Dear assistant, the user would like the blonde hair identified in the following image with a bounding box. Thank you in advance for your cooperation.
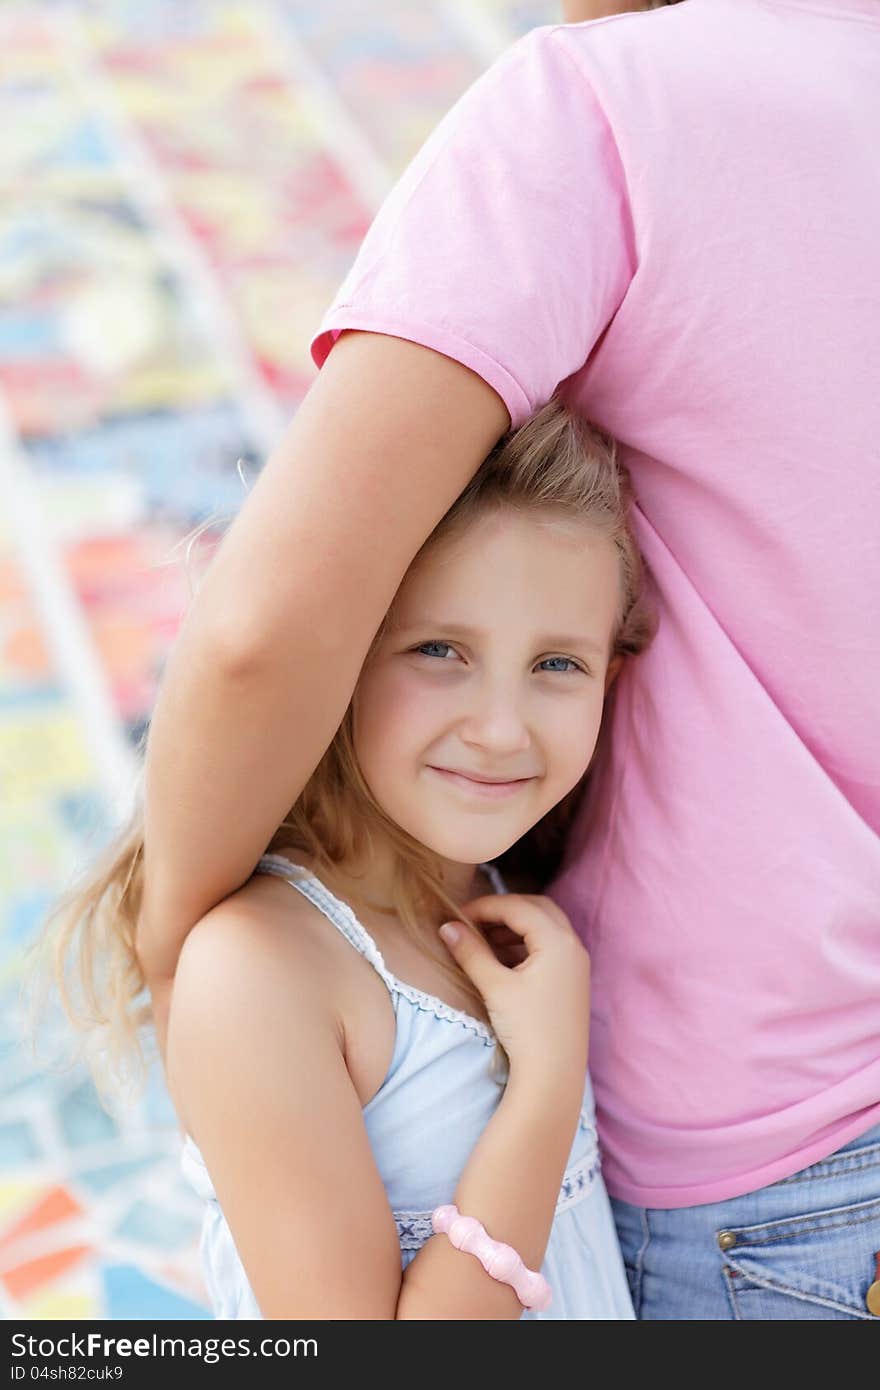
[41,398,654,1098]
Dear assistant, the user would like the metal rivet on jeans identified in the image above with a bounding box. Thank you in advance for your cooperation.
[717,1230,737,1251]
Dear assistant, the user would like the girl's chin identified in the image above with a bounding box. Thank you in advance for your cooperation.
[410,823,534,866]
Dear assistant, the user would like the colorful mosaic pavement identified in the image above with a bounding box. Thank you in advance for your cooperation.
[0,0,556,1321]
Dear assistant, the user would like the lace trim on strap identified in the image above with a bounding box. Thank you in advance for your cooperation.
[384,979,495,1044]
[257,854,498,1045]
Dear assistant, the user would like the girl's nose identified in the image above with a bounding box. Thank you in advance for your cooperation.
[458,695,531,755]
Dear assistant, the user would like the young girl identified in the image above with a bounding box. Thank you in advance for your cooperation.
[51,399,653,1319]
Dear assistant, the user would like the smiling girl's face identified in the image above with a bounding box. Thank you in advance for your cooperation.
[351,506,622,868]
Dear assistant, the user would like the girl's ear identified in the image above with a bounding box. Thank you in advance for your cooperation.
[604,654,624,693]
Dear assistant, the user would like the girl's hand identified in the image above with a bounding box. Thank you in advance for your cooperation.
[439,895,590,1085]
[478,918,528,968]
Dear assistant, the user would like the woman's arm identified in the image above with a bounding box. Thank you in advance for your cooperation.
[168,892,581,1320]
[139,333,507,985]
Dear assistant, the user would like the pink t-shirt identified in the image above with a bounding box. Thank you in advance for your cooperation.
[311,0,880,1207]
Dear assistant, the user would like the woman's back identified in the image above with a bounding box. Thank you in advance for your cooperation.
[177,855,633,1320]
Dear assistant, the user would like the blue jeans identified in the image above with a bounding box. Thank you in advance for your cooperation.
[611,1122,880,1319]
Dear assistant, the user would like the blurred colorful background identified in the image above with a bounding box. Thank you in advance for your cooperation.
[0,0,558,1321]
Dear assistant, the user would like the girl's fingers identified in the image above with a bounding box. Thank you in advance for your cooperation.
[437,918,508,996]
[480,924,526,960]
[480,922,519,944]
[473,918,525,968]
[459,894,570,954]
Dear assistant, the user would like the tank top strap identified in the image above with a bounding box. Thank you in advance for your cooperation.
[257,853,396,989]
[256,852,508,1016]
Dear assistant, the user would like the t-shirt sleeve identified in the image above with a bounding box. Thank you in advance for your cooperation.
[310,27,634,430]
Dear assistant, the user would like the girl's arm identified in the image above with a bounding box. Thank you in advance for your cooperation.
[139,333,507,986]
[397,1070,582,1319]
[168,893,581,1320]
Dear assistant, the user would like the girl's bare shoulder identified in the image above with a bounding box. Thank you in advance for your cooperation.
[164,870,367,1134]
[171,871,345,1009]
[165,875,346,1098]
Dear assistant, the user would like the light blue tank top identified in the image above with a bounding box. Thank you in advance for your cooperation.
[180,853,635,1320]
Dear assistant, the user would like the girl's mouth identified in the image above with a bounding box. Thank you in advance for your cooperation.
[427,767,534,800]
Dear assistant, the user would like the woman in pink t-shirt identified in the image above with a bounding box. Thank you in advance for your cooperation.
[135,0,880,1319]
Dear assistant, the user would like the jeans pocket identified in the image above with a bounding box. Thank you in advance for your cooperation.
[720,1195,880,1320]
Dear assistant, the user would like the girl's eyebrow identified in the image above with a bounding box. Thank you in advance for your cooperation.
[395,618,606,658]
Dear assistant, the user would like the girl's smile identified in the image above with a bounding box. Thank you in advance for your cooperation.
[422,767,536,800]
[426,766,538,799]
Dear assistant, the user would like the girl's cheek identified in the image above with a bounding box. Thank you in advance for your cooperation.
[361,670,450,753]
[385,670,443,722]
[552,694,606,765]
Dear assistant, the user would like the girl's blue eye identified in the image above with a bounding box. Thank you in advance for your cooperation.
[539,656,583,674]
[415,641,456,659]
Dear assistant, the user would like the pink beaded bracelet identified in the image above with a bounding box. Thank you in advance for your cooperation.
[431,1204,552,1311]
